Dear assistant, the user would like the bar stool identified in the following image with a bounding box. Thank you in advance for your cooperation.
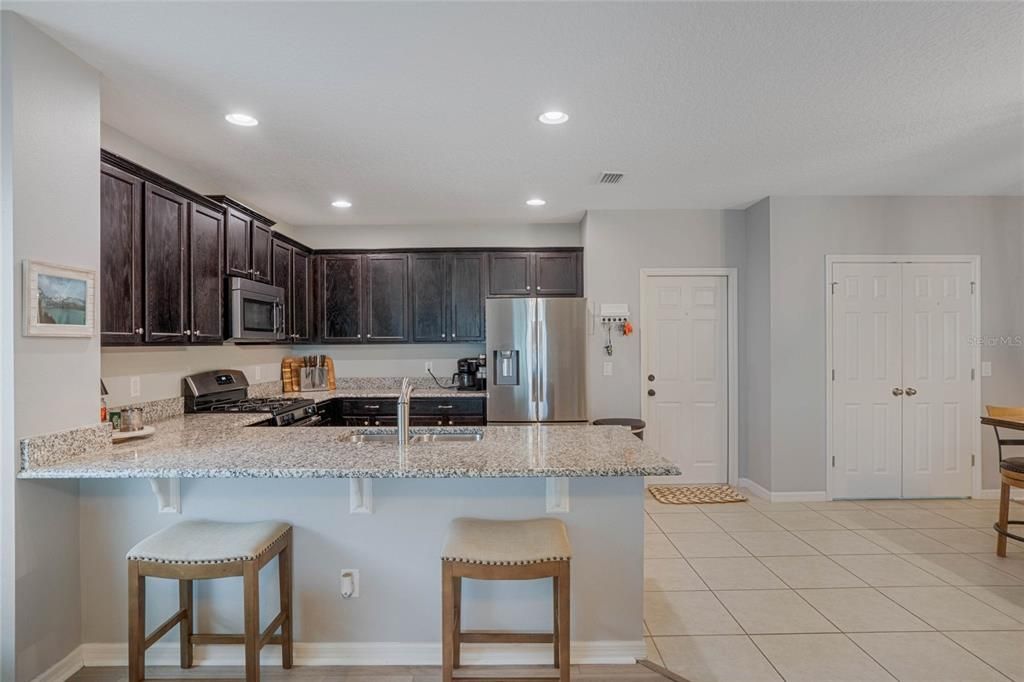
[986,405,1024,557]
[441,517,572,682]
[126,520,293,682]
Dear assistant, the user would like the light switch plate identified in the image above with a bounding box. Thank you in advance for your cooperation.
[129,376,141,397]
[603,362,613,376]
[981,361,992,377]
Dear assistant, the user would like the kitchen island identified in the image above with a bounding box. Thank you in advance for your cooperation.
[18,414,675,665]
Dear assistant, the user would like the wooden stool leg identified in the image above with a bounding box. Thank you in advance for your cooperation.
[453,575,462,668]
[998,479,1011,557]
[128,561,146,682]
[441,562,455,682]
[557,562,570,682]
[552,574,560,668]
[279,540,294,669]
[243,560,261,682]
[178,579,193,668]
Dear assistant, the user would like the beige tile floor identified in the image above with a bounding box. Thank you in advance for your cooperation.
[644,491,1024,682]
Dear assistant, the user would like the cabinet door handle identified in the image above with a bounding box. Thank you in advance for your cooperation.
[184,329,192,336]
[437,405,454,410]
[537,286,542,291]
[364,405,380,410]
[441,333,446,339]
[135,327,144,334]
[526,285,532,291]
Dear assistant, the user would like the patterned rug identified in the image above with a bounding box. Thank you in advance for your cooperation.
[648,484,748,505]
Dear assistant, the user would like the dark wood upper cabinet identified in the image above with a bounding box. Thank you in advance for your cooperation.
[251,221,273,283]
[365,254,409,342]
[142,184,189,343]
[224,208,251,278]
[292,250,311,343]
[188,203,224,343]
[535,251,581,296]
[100,163,143,344]
[449,253,486,342]
[411,253,447,343]
[488,252,533,296]
[321,254,364,342]
[272,239,293,340]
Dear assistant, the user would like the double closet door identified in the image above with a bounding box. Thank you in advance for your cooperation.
[831,260,976,499]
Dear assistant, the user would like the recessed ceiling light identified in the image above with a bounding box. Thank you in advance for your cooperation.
[331,199,353,208]
[538,111,569,125]
[526,198,547,207]
[225,112,259,127]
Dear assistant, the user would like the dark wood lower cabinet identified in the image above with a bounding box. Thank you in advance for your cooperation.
[143,184,189,343]
[188,203,224,343]
[100,163,144,344]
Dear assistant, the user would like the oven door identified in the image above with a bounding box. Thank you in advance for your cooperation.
[230,278,286,342]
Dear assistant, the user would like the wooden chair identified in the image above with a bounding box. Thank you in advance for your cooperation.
[441,518,571,682]
[126,520,293,682]
[985,406,1024,557]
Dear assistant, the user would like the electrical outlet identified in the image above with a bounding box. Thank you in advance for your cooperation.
[982,361,992,377]
[603,362,613,376]
[253,366,262,381]
[129,376,141,397]
[425,361,433,373]
[340,569,359,599]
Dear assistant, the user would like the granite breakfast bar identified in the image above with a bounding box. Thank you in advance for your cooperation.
[18,410,677,664]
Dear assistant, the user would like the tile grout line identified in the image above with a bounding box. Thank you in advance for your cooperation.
[933,630,1016,681]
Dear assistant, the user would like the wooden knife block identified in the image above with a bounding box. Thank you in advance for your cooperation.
[281,356,336,393]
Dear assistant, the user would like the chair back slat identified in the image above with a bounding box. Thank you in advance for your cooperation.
[986,405,1024,418]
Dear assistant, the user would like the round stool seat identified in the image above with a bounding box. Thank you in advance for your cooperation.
[1001,457,1024,475]
[127,519,291,565]
[442,517,571,566]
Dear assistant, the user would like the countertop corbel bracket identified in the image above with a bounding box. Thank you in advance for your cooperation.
[149,478,181,514]
[350,478,373,514]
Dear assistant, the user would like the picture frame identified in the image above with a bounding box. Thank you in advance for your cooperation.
[22,259,96,337]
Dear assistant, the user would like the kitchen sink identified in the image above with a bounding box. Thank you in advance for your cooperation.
[410,432,484,443]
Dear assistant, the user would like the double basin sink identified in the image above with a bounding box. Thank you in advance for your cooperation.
[340,429,484,444]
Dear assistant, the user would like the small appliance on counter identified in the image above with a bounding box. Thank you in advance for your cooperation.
[454,356,487,391]
[184,369,319,426]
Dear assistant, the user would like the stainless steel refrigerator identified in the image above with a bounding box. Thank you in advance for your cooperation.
[486,297,588,423]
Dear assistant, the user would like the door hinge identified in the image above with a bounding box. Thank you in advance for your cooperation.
[831,281,838,295]
[971,368,976,381]
[970,281,976,294]
[832,455,836,467]
[831,369,836,381]
[971,454,976,467]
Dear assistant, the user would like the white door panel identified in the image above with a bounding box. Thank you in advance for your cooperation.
[831,260,975,500]
[644,276,727,483]
[831,263,902,499]
[900,262,974,498]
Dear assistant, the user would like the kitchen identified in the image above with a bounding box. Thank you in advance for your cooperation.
[4,3,1024,682]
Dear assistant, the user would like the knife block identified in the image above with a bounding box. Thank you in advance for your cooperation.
[281,356,336,393]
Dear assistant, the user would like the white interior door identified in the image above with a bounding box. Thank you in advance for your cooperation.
[831,263,903,499]
[900,262,975,498]
[643,275,728,483]
[831,260,976,499]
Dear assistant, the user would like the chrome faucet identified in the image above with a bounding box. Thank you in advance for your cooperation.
[397,377,414,447]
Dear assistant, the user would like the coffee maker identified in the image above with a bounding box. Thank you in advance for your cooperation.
[454,356,486,391]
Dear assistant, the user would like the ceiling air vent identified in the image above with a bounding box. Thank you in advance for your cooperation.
[598,172,624,184]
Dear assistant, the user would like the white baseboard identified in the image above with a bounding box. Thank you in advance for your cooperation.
[81,640,644,667]
[30,646,83,682]
[737,478,828,503]
[979,488,1024,501]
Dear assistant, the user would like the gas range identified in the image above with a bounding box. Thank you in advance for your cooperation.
[183,369,319,426]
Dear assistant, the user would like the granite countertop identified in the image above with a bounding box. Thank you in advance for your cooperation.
[292,387,487,401]
[17,415,679,479]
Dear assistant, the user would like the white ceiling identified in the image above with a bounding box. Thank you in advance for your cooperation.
[12,1,1023,226]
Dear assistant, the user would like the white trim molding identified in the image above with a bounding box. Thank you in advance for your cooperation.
[738,478,827,503]
[148,478,180,514]
[81,640,644,667]
[29,646,83,682]
[639,268,739,487]
[824,255,982,501]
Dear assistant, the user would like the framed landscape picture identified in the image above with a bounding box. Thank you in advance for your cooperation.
[23,260,96,337]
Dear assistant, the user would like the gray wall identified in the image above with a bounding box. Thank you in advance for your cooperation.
[741,198,772,489]
[769,196,1024,492]
[80,477,644,647]
[3,12,99,680]
[581,209,746,423]
[291,223,581,250]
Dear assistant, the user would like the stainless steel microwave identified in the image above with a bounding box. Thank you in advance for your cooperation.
[229,276,286,342]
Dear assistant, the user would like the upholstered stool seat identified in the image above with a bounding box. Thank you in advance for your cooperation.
[127,520,290,564]
[1000,457,1024,475]
[441,517,571,682]
[127,520,293,682]
[442,517,572,566]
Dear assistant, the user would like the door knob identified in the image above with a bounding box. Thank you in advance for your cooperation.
[648,389,656,397]
[135,327,143,334]
[648,374,655,382]
[905,387,918,396]
[892,387,904,396]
